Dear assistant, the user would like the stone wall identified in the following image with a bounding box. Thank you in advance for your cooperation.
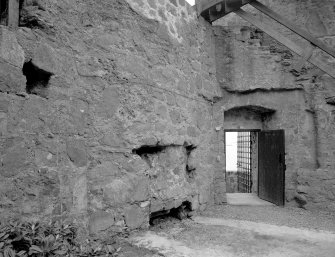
[0,0,222,233]
[214,0,335,211]
[1,0,334,235]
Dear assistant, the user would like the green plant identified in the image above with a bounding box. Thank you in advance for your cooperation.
[0,219,118,257]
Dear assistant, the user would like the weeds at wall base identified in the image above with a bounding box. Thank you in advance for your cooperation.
[0,219,120,257]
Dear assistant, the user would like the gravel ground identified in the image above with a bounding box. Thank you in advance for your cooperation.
[131,215,335,257]
[126,205,335,257]
[200,205,335,232]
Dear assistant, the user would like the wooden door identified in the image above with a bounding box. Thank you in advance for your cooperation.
[258,130,285,206]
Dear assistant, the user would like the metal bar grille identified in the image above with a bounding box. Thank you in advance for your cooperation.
[237,131,252,193]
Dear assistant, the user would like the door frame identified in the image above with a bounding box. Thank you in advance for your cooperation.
[224,129,285,206]
[224,129,261,193]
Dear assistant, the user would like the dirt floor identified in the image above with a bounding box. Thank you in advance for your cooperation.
[125,205,335,257]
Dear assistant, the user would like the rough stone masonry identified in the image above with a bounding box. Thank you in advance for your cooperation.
[0,0,334,234]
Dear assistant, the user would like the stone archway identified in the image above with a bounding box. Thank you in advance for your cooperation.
[220,105,284,205]
[223,105,276,130]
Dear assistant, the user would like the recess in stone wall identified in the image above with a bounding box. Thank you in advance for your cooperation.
[224,105,276,129]
[0,0,8,25]
[132,145,167,157]
[22,60,52,98]
[150,200,192,225]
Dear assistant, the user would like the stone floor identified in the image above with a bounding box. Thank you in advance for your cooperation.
[128,205,335,257]
[226,193,274,206]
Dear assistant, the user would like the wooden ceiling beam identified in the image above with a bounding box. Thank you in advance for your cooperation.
[250,0,335,59]
[234,9,335,79]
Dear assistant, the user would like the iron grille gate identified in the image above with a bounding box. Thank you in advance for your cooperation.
[237,132,252,193]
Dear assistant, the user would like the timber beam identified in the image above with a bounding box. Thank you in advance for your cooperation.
[196,0,252,23]
[196,0,335,79]
[234,9,335,79]
[8,0,19,29]
[250,1,335,59]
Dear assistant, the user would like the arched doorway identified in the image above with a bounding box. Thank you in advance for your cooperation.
[223,105,285,206]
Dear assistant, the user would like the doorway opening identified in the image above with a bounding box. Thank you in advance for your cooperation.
[225,130,285,206]
[225,130,258,194]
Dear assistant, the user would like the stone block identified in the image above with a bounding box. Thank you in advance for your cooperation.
[169,0,178,7]
[195,74,202,90]
[0,60,26,93]
[66,139,87,167]
[169,109,182,124]
[95,33,121,50]
[156,104,168,119]
[0,143,28,178]
[21,200,40,214]
[131,176,149,202]
[103,178,132,205]
[150,199,164,213]
[190,194,199,210]
[32,42,58,74]
[214,192,226,205]
[152,90,166,101]
[297,185,310,194]
[73,175,87,212]
[199,203,207,212]
[88,161,120,185]
[99,87,120,118]
[166,93,176,106]
[147,0,157,9]
[0,99,9,113]
[165,199,176,210]
[190,61,201,72]
[157,23,172,43]
[306,12,327,37]
[124,205,148,229]
[179,0,185,6]
[187,149,198,171]
[100,132,126,148]
[0,27,25,68]
[89,211,115,234]
[0,112,7,136]
[132,0,145,7]
[158,8,168,22]
[199,189,210,204]
[122,156,150,174]
[187,126,199,138]
[76,56,106,77]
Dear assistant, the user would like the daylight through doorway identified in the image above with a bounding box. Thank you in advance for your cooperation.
[225,131,257,194]
[237,132,252,193]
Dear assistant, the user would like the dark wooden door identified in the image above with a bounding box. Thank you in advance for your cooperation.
[258,130,285,206]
